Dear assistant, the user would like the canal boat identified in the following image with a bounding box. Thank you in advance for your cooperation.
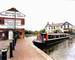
[33,33,70,49]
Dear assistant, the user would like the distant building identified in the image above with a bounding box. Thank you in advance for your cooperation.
[0,8,25,40]
[45,21,73,33]
[45,22,52,33]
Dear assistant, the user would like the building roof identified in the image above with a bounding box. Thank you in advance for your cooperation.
[45,21,73,28]
[45,22,51,28]
[0,7,25,18]
[62,21,73,26]
[51,23,63,27]
[7,8,19,12]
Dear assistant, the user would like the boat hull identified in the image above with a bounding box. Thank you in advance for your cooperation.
[33,37,69,49]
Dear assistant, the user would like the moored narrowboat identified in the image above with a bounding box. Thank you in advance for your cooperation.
[33,33,69,49]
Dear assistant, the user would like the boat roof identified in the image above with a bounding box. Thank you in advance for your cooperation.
[41,33,68,35]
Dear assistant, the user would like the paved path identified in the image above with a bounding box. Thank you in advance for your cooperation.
[11,37,53,60]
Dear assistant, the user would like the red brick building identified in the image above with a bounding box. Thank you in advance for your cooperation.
[0,8,25,40]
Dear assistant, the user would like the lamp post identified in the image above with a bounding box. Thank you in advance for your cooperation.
[7,8,25,50]
[12,10,16,50]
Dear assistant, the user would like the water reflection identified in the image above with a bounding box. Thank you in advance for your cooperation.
[42,35,75,60]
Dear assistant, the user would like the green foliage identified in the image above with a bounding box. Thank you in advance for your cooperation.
[39,29,46,33]
[24,29,46,37]
[24,30,38,37]
[34,31,38,35]
[54,29,62,33]
[25,30,33,34]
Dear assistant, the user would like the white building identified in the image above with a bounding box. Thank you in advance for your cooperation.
[45,22,73,33]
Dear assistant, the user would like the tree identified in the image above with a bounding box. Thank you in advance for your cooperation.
[39,29,46,33]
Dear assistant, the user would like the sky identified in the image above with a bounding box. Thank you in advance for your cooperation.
[0,0,75,31]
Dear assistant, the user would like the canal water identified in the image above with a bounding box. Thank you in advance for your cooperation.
[42,35,75,60]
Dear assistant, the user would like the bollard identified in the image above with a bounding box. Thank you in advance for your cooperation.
[10,42,13,58]
[2,49,7,60]
[14,38,17,46]
[12,40,15,50]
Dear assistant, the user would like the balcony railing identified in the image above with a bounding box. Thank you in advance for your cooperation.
[0,25,25,29]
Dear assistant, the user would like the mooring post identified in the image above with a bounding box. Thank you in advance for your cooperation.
[12,39,15,50]
[10,42,13,58]
[2,49,7,60]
